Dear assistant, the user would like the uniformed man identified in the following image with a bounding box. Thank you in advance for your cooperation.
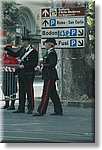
[33,38,63,116]
[5,37,38,114]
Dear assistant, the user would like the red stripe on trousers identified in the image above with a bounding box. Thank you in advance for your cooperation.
[40,80,51,113]
[30,81,34,110]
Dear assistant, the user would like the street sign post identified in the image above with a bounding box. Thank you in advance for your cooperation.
[41,7,85,49]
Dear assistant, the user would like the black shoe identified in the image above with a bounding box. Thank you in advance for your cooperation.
[2,105,9,109]
[27,110,32,114]
[33,112,43,116]
[50,113,63,116]
[13,110,25,113]
[7,106,15,110]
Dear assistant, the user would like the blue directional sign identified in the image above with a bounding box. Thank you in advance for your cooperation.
[70,29,77,36]
[50,19,56,27]
[70,39,77,47]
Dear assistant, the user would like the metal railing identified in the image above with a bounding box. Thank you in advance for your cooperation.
[0,64,19,102]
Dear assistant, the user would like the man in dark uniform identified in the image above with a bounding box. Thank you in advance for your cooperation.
[5,37,38,114]
[33,38,63,116]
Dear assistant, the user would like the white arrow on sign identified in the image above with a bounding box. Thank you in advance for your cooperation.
[41,38,85,48]
[42,9,49,17]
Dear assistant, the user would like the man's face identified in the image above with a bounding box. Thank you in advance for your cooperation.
[45,42,54,50]
[21,40,29,48]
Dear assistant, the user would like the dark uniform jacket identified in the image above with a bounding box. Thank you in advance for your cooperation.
[42,48,58,80]
[6,45,38,77]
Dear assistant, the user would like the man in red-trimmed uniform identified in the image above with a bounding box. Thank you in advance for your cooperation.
[33,38,63,116]
[5,37,38,114]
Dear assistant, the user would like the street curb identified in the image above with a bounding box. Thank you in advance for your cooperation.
[35,97,95,108]
[67,101,95,108]
[1,97,94,108]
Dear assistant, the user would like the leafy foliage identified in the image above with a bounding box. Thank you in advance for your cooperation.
[2,2,19,43]
[86,0,95,56]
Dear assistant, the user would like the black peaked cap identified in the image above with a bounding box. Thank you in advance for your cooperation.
[44,38,57,45]
[22,36,30,41]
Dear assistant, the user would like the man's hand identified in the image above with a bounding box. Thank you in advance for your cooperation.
[4,47,11,52]
[3,51,7,54]
[19,65,24,69]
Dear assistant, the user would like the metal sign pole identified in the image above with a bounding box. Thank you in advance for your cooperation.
[61,48,64,101]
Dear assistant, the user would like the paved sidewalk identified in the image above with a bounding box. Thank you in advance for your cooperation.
[0,101,95,143]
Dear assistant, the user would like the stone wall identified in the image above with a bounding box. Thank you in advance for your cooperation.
[56,49,95,103]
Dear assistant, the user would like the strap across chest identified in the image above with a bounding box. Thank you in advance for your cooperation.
[20,48,33,62]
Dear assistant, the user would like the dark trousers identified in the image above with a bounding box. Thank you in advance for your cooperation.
[18,75,34,112]
[37,80,63,115]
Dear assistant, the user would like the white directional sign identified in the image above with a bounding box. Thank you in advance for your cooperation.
[42,28,85,38]
[41,38,85,48]
[42,17,85,28]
